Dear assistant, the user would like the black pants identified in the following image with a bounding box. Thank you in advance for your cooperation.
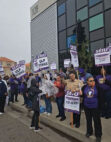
[0,96,6,113]
[11,89,18,102]
[73,112,81,126]
[84,107,102,137]
[73,104,81,126]
[31,111,39,129]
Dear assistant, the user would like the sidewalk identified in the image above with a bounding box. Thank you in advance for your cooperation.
[9,95,110,142]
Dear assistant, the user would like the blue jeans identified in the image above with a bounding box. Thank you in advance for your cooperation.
[56,96,65,118]
[44,95,52,113]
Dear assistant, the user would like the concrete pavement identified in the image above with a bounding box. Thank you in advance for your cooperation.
[9,95,111,142]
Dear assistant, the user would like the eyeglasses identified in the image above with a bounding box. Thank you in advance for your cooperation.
[89,80,95,82]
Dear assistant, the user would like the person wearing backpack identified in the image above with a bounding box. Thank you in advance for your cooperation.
[29,79,42,132]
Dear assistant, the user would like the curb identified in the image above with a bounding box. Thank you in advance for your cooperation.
[9,103,96,142]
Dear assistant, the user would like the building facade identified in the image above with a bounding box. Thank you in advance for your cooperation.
[30,0,59,69]
[0,57,16,76]
[57,0,111,68]
[31,0,111,69]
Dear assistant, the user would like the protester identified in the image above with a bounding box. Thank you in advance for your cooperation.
[29,79,42,132]
[54,75,66,121]
[20,77,28,106]
[59,68,66,79]
[42,74,53,115]
[96,68,111,118]
[9,75,19,103]
[82,75,103,142]
[35,73,41,86]
[0,75,7,114]
[46,71,51,80]
[65,71,84,128]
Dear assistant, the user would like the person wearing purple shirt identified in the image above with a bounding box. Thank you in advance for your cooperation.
[96,68,111,118]
[82,75,104,142]
[9,75,19,103]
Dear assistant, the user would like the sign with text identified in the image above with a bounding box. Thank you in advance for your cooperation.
[64,91,80,114]
[64,59,71,68]
[94,48,110,66]
[11,64,26,78]
[50,63,56,70]
[70,45,79,68]
[37,53,49,70]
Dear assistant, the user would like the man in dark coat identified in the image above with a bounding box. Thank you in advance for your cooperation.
[29,79,42,132]
[0,75,7,114]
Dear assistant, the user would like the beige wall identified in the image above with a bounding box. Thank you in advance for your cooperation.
[30,0,57,20]
[1,61,16,76]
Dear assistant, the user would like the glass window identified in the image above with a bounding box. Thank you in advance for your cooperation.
[104,0,111,10]
[105,9,111,37]
[89,3,103,17]
[59,30,66,50]
[58,3,65,16]
[89,0,102,7]
[81,20,89,40]
[67,35,76,48]
[77,0,87,10]
[58,14,66,31]
[66,0,76,27]
[67,26,76,36]
[90,40,104,54]
[106,37,111,46]
[90,28,104,41]
[77,7,88,22]
[89,13,104,31]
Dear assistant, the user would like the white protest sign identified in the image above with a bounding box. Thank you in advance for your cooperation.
[50,63,56,70]
[64,91,80,114]
[94,48,110,66]
[70,45,79,68]
[0,63,4,72]
[64,59,71,68]
[19,60,25,65]
[37,53,49,70]
[33,58,39,73]
[11,64,26,78]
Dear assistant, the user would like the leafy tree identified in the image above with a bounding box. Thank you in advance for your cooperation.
[73,21,93,71]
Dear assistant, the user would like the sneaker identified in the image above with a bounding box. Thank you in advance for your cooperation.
[29,126,35,130]
[44,112,47,114]
[86,133,93,138]
[0,112,3,115]
[34,129,40,133]
[47,113,51,116]
[96,137,101,142]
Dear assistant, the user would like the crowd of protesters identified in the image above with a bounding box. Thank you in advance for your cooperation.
[0,66,111,142]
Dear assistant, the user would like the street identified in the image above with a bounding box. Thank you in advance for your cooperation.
[0,107,80,142]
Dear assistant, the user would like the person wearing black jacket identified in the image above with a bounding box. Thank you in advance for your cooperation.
[82,75,104,142]
[0,75,7,114]
[29,79,42,132]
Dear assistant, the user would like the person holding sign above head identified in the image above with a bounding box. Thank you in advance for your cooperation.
[64,71,84,128]
[82,75,104,142]
[96,68,111,119]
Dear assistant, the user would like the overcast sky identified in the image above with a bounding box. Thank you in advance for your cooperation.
[0,0,38,63]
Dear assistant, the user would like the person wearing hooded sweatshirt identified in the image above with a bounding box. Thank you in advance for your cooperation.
[29,79,42,132]
[0,75,7,114]
[82,74,104,142]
